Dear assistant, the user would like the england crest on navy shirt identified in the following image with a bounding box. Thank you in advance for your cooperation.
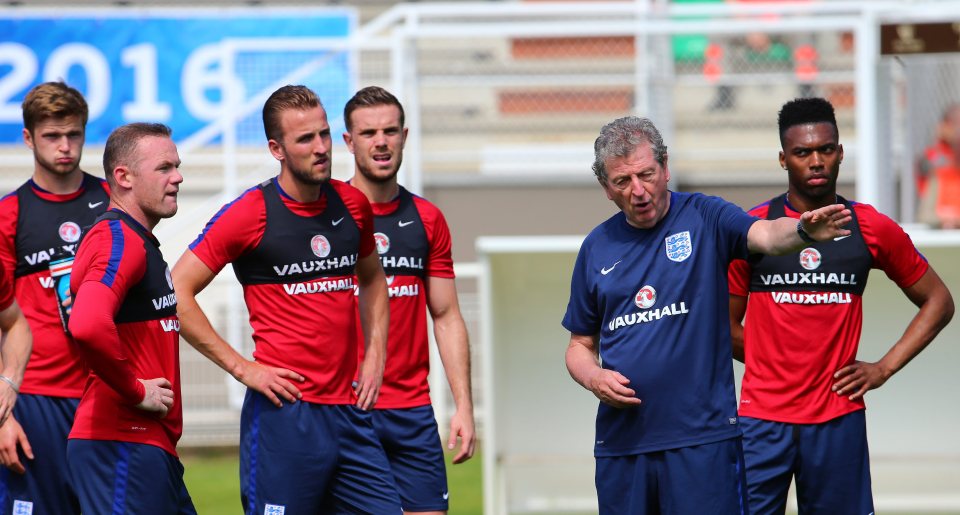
[665,231,692,262]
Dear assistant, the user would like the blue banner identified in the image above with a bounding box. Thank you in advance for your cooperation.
[0,9,355,144]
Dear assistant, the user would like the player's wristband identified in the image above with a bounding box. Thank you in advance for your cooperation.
[796,221,817,243]
[0,375,19,394]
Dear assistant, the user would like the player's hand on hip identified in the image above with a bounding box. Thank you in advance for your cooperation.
[0,416,32,474]
[136,377,175,417]
[354,358,383,411]
[833,360,891,401]
[589,369,642,409]
[237,360,304,408]
[448,409,477,464]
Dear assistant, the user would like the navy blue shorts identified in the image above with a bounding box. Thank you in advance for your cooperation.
[595,437,748,515]
[740,410,873,514]
[239,390,401,514]
[373,405,449,512]
[66,439,195,515]
[0,394,79,515]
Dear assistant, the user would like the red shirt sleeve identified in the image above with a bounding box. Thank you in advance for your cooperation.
[413,196,455,278]
[728,259,751,296]
[189,187,267,273]
[68,222,146,405]
[727,203,768,296]
[856,204,929,288]
[335,181,376,259]
[0,262,12,311]
[0,194,19,295]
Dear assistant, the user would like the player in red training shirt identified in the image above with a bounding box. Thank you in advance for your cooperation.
[728,97,954,514]
[0,262,31,430]
[173,85,400,514]
[0,81,108,514]
[343,86,476,514]
[67,123,194,513]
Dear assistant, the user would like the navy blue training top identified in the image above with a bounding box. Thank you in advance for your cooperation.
[563,191,757,457]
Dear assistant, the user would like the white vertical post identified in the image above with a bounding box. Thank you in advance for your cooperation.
[634,0,652,117]
[221,41,246,409]
[855,8,881,208]
[405,20,424,197]
[479,251,500,514]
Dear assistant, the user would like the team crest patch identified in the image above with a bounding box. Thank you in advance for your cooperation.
[664,231,692,262]
[264,504,285,515]
[12,500,33,514]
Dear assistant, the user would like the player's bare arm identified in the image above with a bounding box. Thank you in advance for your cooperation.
[747,203,852,255]
[0,300,30,426]
[172,250,304,407]
[728,294,747,363]
[566,333,642,409]
[354,250,389,410]
[833,267,954,400]
[427,276,476,464]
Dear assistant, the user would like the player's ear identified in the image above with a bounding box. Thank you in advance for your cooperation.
[267,139,284,162]
[113,165,134,189]
[22,128,34,150]
[343,132,355,154]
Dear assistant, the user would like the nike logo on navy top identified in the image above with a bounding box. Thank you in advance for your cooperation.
[88,201,103,209]
[833,234,851,241]
[600,260,621,275]
[398,220,414,227]
[331,217,345,226]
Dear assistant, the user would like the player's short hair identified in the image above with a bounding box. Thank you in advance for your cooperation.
[21,81,89,134]
[343,86,405,132]
[262,85,323,142]
[777,97,838,147]
[592,116,668,183]
[103,123,173,186]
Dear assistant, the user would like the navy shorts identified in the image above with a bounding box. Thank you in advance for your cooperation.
[740,410,873,515]
[239,389,401,515]
[66,439,196,515]
[595,437,748,515]
[373,405,449,512]
[0,394,79,515]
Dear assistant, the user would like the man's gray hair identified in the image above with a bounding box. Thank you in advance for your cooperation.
[591,116,668,183]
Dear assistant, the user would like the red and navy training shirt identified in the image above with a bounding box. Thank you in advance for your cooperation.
[189,178,376,404]
[68,209,183,456]
[359,186,455,408]
[728,196,928,424]
[0,173,108,398]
